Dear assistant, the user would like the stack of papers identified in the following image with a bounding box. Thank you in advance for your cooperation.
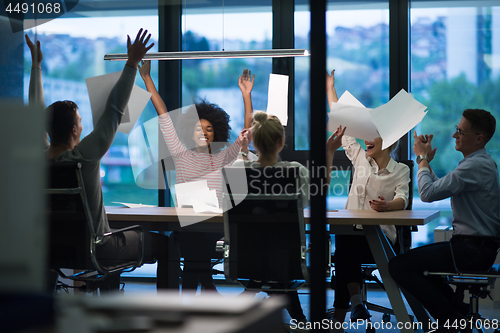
[175,180,222,214]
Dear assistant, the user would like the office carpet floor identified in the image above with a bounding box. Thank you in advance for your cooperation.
[120,277,500,333]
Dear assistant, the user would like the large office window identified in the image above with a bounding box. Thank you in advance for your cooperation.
[295,1,390,210]
[11,0,498,265]
[147,3,273,206]
[410,1,500,245]
[180,5,272,140]
[23,7,160,206]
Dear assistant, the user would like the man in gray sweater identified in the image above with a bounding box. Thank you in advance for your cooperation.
[28,29,177,289]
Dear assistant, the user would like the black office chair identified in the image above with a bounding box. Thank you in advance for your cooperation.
[47,162,144,294]
[218,167,308,332]
[424,235,500,333]
[328,160,416,324]
[220,166,308,290]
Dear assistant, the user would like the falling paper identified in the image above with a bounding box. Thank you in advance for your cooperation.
[86,71,151,134]
[327,91,379,140]
[327,89,428,146]
[266,74,289,125]
[338,90,366,108]
[370,89,428,150]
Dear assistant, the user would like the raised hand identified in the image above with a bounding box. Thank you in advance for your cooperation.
[138,60,151,80]
[126,28,154,69]
[370,196,389,212]
[239,129,250,154]
[326,69,338,106]
[326,69,335,91]
[25,34,42,68]
[327,125,346,152]
[238,69,255,95]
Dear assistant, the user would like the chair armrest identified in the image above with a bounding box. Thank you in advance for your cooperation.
[99,225,145,269]
[452,234,500,244]
[103,224,143,236]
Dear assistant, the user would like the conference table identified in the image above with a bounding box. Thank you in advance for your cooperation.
[107,206,439,333]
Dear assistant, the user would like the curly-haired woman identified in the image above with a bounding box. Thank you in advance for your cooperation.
[139,60,253,292]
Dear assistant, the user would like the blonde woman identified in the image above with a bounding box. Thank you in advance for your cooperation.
[233,110,343,322]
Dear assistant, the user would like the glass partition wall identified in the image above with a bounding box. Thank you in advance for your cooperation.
[295,1,390,211]
[3,0,500,322]
[22,4,160,207]
[6,0,498,243]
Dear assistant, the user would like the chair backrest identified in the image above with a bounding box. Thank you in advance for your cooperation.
[46,162,102,273]
[396,160,414,253]
[399,160,414,211]
[222,166,308,286]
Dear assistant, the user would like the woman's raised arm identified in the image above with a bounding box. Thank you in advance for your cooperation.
[139,60,168,116]
[238,69,255,129]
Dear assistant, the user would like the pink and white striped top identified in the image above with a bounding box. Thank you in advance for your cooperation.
[159,113,241,206]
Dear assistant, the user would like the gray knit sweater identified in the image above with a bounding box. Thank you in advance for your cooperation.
[31,65,137,241]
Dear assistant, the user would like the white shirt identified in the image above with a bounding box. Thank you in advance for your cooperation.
[343,135,410,243]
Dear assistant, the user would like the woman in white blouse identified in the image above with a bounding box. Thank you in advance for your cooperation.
[326,70,410,325]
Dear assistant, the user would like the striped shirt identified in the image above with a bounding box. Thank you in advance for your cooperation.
[158,113,241,206]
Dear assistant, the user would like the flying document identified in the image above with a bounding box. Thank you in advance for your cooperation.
[266,73,289,125]
[327,91,379,140]
[327,89,427,148]
[370,89,427,150]
[86,71,152,134]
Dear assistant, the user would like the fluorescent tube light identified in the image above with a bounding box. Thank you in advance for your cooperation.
[104,49,309,61]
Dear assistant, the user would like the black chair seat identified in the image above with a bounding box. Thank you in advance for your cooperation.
[47,162,144,294]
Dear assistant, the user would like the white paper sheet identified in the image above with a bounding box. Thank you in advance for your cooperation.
[175,180,221,213]
[175,180,208,207]
[85,71,151,134]
[369,89,428,150]
[266,74,289,125]
[327,90,428,145]
[327,91,379,140]
[338,90,366,108]
[112,202,157,208]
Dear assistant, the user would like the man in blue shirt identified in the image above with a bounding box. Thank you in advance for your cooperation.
[389,109,500,330]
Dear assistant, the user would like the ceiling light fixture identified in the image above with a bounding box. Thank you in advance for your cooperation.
[104,49,310,61]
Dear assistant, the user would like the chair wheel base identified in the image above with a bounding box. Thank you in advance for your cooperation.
[366,321,376,333]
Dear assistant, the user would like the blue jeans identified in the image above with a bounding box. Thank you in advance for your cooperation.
[388,236,498,322]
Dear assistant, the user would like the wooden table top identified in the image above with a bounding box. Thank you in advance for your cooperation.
[106,206,439,226]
